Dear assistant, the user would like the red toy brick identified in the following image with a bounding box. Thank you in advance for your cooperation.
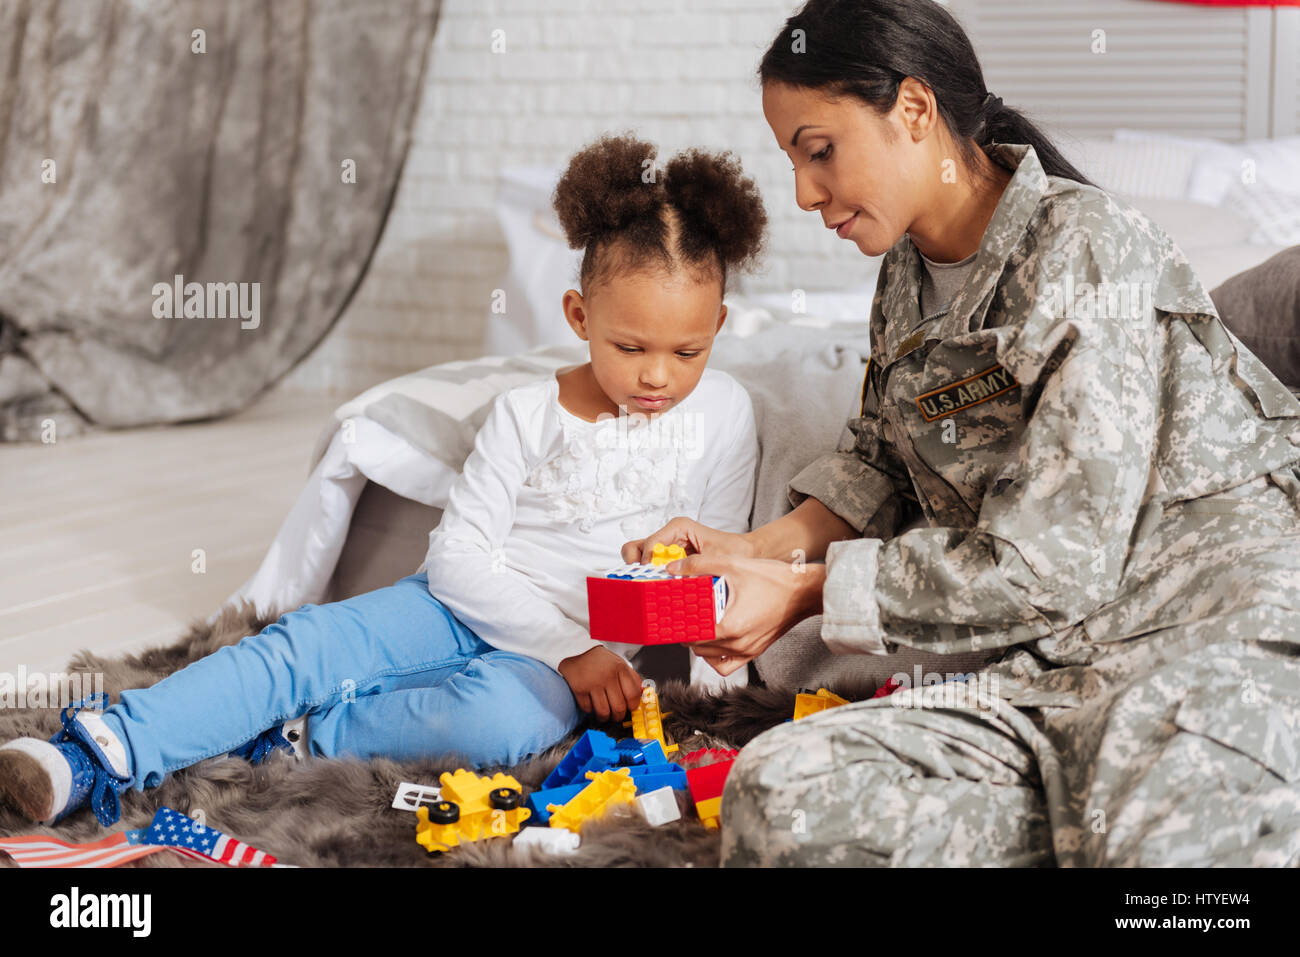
[685,759,735,804]
[681,747,740,767]
[586,574,718,645]
[872,677,904,699]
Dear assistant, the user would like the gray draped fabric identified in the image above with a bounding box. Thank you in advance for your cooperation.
[0,0,441,440]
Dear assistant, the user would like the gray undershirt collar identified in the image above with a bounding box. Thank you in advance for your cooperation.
[918,248,980,323]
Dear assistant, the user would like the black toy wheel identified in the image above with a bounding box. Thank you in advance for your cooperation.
[427,800,459,824]
[488,787,521,810]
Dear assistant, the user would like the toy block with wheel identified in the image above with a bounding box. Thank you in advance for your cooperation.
[415,769,530,853]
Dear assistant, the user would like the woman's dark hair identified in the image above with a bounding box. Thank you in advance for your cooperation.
[552,132,768,296]
[758,0,1096,189]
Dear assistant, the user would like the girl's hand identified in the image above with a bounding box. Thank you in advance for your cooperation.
[621,517,756,565]
[667,553,826,676]
[557,646,644,722]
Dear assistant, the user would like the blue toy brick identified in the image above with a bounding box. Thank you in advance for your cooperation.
[613,738,668,768]
[626,764,688,794]
[614,738,648,765]
[541,729,620,789]
[638,740,669,766]
[525,782,588,824]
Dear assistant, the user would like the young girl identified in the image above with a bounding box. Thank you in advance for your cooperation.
[0,132,768,829]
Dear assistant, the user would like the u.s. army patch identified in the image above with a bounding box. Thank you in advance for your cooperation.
[914,364,1018,422]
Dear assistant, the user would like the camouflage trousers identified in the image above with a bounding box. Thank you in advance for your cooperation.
[720,605,1300,867]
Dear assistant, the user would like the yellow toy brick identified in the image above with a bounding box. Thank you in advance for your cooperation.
[415,806,464,853]
[414,769,531,853]
[649,542,687,566]
[792,687,850,722]
[546,768,638,834]
[439,769,521,815]
[695,796,722,830]
[623,683,679,755]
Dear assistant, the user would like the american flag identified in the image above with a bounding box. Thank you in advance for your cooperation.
[0,806,283,868]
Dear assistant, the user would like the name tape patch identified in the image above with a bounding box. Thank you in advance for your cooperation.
[914,364,1018,422]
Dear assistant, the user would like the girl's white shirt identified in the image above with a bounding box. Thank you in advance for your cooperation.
[418,367,759,683]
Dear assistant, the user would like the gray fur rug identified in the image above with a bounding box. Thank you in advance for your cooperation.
[0,601,874,867]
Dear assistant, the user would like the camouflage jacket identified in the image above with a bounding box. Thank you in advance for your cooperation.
[787,142,1300,661]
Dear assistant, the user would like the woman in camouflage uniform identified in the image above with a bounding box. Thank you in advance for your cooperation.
[625,0,1300,865]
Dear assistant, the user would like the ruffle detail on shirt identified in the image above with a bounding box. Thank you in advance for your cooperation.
[527,421,695,535]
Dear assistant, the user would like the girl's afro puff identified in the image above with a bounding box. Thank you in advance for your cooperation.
[551,131,767,295]
[664,146,766,278]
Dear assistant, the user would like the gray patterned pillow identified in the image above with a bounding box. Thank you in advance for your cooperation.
[1210,245,1300,392]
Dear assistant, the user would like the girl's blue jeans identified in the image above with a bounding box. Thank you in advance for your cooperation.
[97,572,583,791]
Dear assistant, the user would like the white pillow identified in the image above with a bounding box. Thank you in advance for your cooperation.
[1114,129,1300,202]
[1220,183,1300,246]
[1236,135,1300,195]
[488,164,584,356]
[1115,129,1300,243]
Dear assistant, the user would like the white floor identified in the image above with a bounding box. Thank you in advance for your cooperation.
[0,386,346,678]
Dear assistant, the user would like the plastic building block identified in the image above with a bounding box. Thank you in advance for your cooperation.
[622,683,679,755]
[637,786,682,827]
[626,763,688,794]
[694,796,722,829]
[391,781,441,812]
[529,738,680,821]
[614,738,648,765]
[637,740,670,765]
[680,747,739,766]
[547,768,638,834]
[513,827,581,856]
[793,687,851,721]
[615,737,670,768]
[586,561,728,645]
[872,677,904,699]
[602,563,694,581]
[415,770,531,853]
[541,729,622,789]
[649,543,687,566]
[685,759,735,830]
[525,782,588,825]
[685,759,735,801]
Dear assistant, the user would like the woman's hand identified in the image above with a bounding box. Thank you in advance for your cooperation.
[667,553,826,676]
[621,516,756,565]
[557,646,644,722]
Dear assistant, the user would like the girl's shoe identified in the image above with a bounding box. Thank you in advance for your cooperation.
[0,693,133,827]
[227,713,309,764]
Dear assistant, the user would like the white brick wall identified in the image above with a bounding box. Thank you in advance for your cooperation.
[282,0,880,397]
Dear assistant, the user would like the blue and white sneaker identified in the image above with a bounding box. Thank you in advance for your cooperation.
[0,693,133,827]
[227,713,309,764]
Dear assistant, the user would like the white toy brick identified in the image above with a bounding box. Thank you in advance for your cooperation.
[513,827,581,856]
[637,786,682,827]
